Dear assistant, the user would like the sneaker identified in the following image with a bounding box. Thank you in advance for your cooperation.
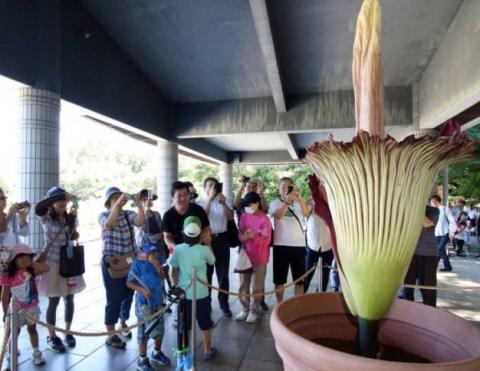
[440,268,452,272]
[119,324,132,339]
[202,347,218,361]
[222,308,232,319]
[65,334,76,348]
[47,335,66,353]
[136,357,154,371]
[105,334,126,349]
[235,310,248,321]
[32,349,46,366]
[246,310,258,323]
[260,301,269,312]
[151,349,171,366]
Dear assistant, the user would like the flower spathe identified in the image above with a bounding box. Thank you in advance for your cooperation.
[306,125,476,320]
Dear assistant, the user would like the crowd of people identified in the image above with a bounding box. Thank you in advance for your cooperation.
[0,179,478,370]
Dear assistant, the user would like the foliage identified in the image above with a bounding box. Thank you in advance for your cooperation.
[448,126,480,204]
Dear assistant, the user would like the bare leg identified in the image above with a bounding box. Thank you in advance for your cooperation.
[27,325,39,348]
[153,337,163,351]
[275,284,284,303]
[203,329,212,353]
[139,342,147,357]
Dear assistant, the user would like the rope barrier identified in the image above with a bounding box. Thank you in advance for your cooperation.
[24,301,172,337]
[0,319,10,370]
[197,265,317,297]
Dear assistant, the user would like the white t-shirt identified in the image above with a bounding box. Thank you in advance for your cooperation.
[269,199,305,247]
[197,198,231,234]
[307,213,331,252]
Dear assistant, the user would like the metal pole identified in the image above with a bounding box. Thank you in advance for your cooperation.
[10,298,18,371]
[442,167,449,207]
[191,267,197,370]
[317,256,323,292]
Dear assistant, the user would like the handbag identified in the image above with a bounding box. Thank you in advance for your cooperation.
[59,240,85,278]
[227,219,240,248]
[106,252,135,279]
[234,247,254,274]
[105,212,136,279]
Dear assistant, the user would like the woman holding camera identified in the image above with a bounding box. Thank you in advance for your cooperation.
[35,186,85,353]
[99,187,145,349]
[0,188,30,247]
[269,177,309,303]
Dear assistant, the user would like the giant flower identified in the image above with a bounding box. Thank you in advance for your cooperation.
[305,0,476,357]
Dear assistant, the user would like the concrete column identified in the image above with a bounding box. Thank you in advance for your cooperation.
[18,87,60,251]
[219,163,233,203]
[157,140,178,216]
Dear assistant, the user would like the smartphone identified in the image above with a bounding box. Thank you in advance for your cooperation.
[287,185,294,194]
[215,182,223,194]
[242,175,250,183]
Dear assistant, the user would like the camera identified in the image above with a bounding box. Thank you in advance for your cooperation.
[241,175,250,183]
[214,182,223,195]
[17,201,30,210]
[287,185,294,194]
[189,192,199,201]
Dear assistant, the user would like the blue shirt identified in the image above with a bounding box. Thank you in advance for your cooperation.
[170,243,215,300]
[127,256,165,310]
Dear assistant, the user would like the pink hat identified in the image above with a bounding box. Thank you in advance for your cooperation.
[10,244,34,262]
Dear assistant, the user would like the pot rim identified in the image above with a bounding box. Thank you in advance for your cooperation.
[271,292,480,368]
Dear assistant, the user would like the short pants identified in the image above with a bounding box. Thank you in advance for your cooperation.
[136,305,165,344]
[6,306,40,327]
[185,297,213,331]
[273,245,306,285]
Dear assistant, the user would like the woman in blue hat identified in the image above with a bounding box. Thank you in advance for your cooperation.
[99,187,145,349]
[35,186,85,354]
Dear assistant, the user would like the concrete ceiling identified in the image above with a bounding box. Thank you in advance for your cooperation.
[80,0,462,102]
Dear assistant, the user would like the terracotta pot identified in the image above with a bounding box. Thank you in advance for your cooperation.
[271,293,480,370]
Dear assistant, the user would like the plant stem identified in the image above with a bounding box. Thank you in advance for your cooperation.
[358,317,380,358]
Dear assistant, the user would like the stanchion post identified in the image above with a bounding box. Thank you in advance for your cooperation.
[10,297,18,371]
[317,256,323,293]
[191,267,197,370]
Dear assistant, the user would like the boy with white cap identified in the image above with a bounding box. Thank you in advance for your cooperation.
[170,216,218,361]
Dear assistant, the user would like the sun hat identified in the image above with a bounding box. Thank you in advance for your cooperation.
[10,243,34,262]
[35,186,67,216]
[183,216,202,238]
[104,187,122,208]
[141,245,157,254]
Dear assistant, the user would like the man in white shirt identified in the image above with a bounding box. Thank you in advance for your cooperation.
[198,177,234,318]
[430,195,456,272]
[269,177,309,303]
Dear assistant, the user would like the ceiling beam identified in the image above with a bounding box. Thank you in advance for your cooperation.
[279,133,299,160]
[249,0,286,113]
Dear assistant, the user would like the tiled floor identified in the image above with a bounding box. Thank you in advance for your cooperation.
[1,243,480,370]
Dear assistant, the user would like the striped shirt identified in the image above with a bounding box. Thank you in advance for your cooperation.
[39,214,75,264]
[99,210,138,257]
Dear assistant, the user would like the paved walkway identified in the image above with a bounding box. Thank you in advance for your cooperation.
[1,242,480,371]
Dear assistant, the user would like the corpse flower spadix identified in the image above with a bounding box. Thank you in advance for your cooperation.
[305,0,476,358]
